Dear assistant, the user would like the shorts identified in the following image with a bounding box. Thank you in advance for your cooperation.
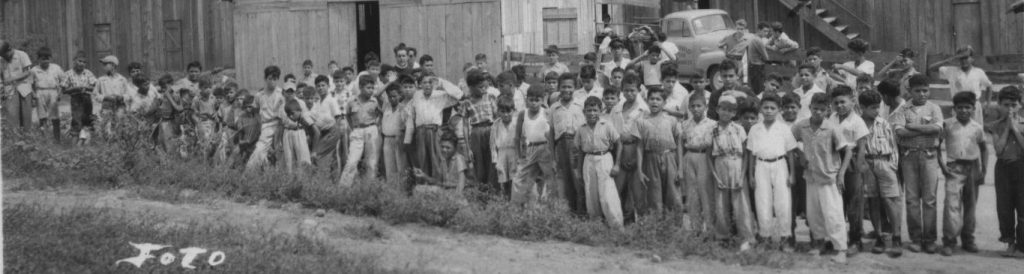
[862,158,901,198]
[35,89,60,119]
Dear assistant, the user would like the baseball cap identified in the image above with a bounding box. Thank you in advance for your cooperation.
[100,55,119,66]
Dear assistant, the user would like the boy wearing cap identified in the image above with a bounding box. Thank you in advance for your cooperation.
[575,96,625,230]
[511,84,557,207]
[891,75,944,254]
[539,45,569,78]
[95,55,131,138]
[63,52,98,144]
[929,46,991,122]
[30,47,65,140]
[709,94,756,251]
[794,93,850,263]
[245,66,288,171]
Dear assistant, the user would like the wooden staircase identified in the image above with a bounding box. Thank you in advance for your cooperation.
[777,0,868,49]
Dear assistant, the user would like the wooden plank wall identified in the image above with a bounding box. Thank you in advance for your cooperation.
[381,0,503,81]
[0,0,234,77]
[501,0,597,56]
[233,0,358,89]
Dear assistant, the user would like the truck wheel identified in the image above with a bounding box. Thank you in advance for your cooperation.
[707,65,724,91]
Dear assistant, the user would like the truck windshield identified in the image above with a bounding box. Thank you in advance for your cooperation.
[691,14,733,36]
[664,19,692,37]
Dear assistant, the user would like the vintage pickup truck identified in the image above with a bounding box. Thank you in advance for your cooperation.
[660,9,736,89]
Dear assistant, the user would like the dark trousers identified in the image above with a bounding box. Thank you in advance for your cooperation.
[469,125,497,189]
[69,93,93,136]
[748,63,766,95]
[995,159,1024,250]
[843,169,865,244]
[616,142,646,219]
[555,136,585,215]
[412,126,442,177]
[790,151,808,236]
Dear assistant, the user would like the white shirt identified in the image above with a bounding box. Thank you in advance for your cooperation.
[310,97,341,130]
[842,60,875,88]
[793,84,825,122]
[747,121,798,159]
[660,42,679,61]
[601,58,631,78]
[409,82,463,127]
[522,109,550,143]
[514,82,529,111]
[939,66,992,100]
[663,82,690,117]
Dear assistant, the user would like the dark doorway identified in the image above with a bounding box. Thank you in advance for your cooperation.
[699,0,711,9]
[355,2,380,72]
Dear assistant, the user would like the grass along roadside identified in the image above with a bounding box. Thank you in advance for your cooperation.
[1,121,812,269]
[2,202,415,273]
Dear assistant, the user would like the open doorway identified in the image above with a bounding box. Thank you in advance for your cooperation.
[698,0,711,9]
[355,2,380,72]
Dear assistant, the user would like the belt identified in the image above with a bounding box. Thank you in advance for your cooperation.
[621,139,638,145]
[684,147,709,154]
[472,121,493,128]
[417,124,439,130]
[525,141,548,147]
[353,123,377,129]
[864,154,892,160]
[557,133,575,141]
[646,149,676,154]
[901,146,938,152]
[383,134,401,138]
[584,151,609,156]
[757,155,786,162]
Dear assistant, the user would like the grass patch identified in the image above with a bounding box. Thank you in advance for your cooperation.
[2,203,417,273]
[3,120,807,269]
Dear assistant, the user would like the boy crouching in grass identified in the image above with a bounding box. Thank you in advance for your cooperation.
[575,96,625,230]
[938,91,987,256]
[709,95,756,251]
[793,93,850,263]
[412,132,468,205]
[858,90,904,258]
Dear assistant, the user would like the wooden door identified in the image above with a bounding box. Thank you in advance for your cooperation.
[542,7,579,53]
[952,0,983,53]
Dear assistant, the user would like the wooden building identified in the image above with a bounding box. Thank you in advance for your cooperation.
[1,0,235,77]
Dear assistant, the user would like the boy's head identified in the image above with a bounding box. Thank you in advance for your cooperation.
[610,67,625,87]
[544,71,560,90]
[558,73,578,102]
[998,86,1022,112]
[315,75,331,93]
[341,66,355,81]
[72,51,88,71]
[358,74,376,97]
[466,70,489,96]
[496,71,518,94]
[856,75,874,94]
[583,52,597,66]
[580,65,597,90]
[418,55,434,72]
[763,73,781,94]
[610,40,627,58]
[583,96,604,124]
[302,59,314,76]
[756,22,772,38]
[100,55,118,73]
[717,95,738,122]
[808,93,830,121]
[603,86,621,111]
[366,59,382,75]
[186,61,202,81]
[847,39,870,59]
[328,60,340,72]
[496,95,516,123]
[525,84,548,112]
[475,53,487,69]
[781,92,800,122]
[830,85,855,116]
[769,21,784,38]
[908,74,931,105]
[394,45,410,67]
[877,80,900,99]
[661,66,679,92]
[263,65,281,88]
[127,61,143,79]
[692,74,709,91]
[544,45,560,65]
[439,131,458,158]
[300,86,318,104]
[332,70,346,87]
[621,73,642,102]
[647,87,667,113]
[647,47,662,64]
[511,65,527,86]
[952,91,977,122]
[760,94,781,121]
[158,74,175,90]
[718,60,740,89]
[956,46,976,70]
[398,74,417,98]
[688,91,707,119]
[858,90,883,121]
[385,82,403,103]
[805,47,822,68]
[283,73,297,85]
[737,100,759,129]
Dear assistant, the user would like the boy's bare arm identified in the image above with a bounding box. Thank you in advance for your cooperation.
[837,145,855,187]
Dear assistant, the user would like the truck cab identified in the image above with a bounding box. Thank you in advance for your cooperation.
[661,9,735,89]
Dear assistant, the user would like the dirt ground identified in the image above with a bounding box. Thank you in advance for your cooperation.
[3,176,1021,274]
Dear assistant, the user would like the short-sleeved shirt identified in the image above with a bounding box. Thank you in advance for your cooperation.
[663,83,690,117]
[943,118,984,161]
[309,100,339,131]
[539,63,569,78]
[601,58,631,78]
[491,118,518,152]
[602,110,639,141]
[440,153,468,187]
[863,116,897,157]
[890,101,944,148]
[63,69,97,91]
[711,122,747,157]
[638,112,679,152]
[95,73,131,101]
[3,50,33,96]
[254,87,286,122]
[826,112,870,150]
[841,60,875,88]
[747,121,798,159]
[679,117,716,149]
[660,42,680,61]
[615,100,649,141]
[464,96,496,125]
[549,101,585,140]
[792,85,825,122]
[381,101,409,136]
[348,97,381,126]
[576,118,620,153]
[31,64,64,90]
[794,118,843,184]
[300,73,320,87]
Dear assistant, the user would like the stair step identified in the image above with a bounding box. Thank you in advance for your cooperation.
[834,25,848,33]
[816,9,827,16]
[822,17,837,24]
[847,33,860,40]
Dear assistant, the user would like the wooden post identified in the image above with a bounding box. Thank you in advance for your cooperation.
[753,0,759,26]
[799,2,806,48]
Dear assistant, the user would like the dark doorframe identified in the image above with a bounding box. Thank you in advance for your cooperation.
[355,1,380,72]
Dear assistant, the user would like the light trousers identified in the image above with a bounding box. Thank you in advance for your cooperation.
[682,152,714,231]
[382,135,409,186]
[583,153,624,229]
[246,120,281,172]
[713,156,755,242]
[754,159,792,237]
[339,125,381,187]
[511,145,556,206]
[282,129,311,174]
[807,181,848,251]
